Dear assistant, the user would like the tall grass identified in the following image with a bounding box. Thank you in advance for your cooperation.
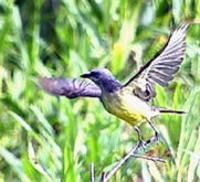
[0,0,200,181]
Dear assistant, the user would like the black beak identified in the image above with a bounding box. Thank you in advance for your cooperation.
[80,72,91,78]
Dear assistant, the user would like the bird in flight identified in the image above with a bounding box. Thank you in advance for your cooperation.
[39,23,188,145]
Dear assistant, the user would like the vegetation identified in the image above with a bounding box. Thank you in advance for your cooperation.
[0,0,200,181]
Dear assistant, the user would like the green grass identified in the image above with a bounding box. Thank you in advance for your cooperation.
[0,0,200,181]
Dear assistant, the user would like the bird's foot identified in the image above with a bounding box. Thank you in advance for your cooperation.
[138,139,148,151]
[134,126,150,151]
[154,132,160,142]
[134,126,147,150]
[143,133,160,147]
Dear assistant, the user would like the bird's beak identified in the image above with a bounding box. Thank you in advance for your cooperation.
[80,72,91,78]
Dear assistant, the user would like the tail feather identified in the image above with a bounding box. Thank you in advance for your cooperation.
[158,108,186,114]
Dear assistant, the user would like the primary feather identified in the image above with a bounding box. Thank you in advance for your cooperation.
[124,23,188,101]
[39,77,102,98]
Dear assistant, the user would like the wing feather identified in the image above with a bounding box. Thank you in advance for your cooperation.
[123,23,189,101]
[39,77,101,98]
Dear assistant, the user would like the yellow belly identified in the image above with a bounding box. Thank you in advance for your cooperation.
[101,90,153,126]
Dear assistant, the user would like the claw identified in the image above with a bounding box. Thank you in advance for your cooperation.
[155,132,160,141]
[138,139,147,151]
[134,126,149,150]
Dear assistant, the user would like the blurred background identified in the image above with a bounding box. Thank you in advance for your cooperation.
[0,0,200,181]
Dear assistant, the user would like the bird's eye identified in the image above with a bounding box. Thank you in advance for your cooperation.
[91,71,99,77]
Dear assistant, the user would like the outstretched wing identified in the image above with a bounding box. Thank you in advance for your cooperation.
[39,77,101,98]
[123,23,188,101]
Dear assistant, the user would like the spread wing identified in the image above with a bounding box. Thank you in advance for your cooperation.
[39,77,101,98]
[123,23,188,101]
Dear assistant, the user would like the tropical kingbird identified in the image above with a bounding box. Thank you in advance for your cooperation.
[39,23,188,144]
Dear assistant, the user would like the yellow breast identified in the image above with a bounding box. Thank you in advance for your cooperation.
[101,89,152,126]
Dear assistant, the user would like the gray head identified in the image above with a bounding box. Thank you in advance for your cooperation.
[81,68,121,92]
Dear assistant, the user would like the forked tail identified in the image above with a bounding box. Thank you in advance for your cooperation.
[158,107,186,114]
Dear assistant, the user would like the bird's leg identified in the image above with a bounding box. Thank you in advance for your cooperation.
[147,119,160,142]
[134,126,146,148]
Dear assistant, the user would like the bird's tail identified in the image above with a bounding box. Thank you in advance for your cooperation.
[157,107,186,114]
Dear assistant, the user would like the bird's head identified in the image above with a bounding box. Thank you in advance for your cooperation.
[81,68,121,92]
[81,68,113,84]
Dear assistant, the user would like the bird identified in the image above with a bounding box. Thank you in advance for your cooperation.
[39,23,188,145]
